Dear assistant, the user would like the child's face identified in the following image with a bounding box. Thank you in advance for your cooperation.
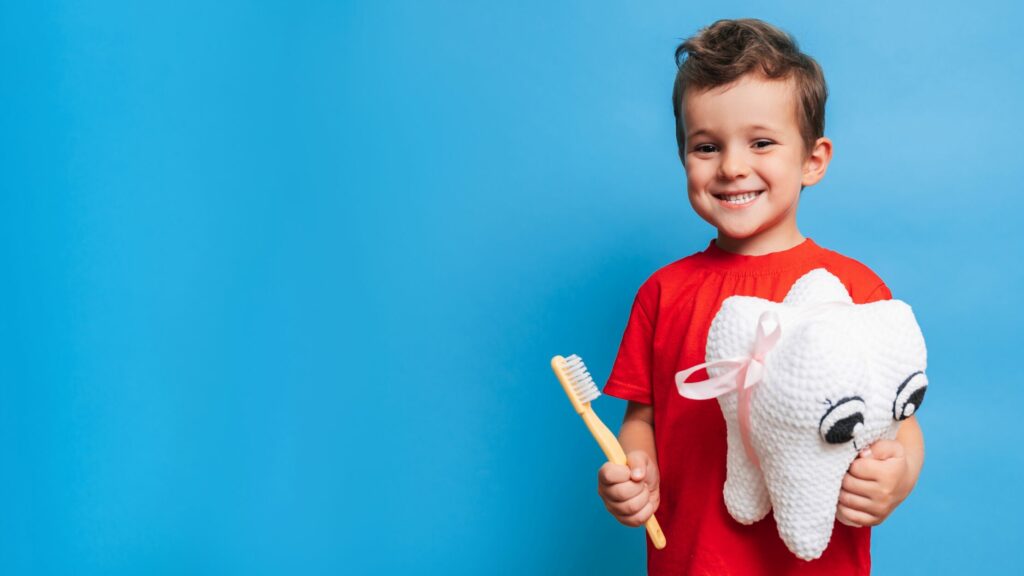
[682,74,824,251]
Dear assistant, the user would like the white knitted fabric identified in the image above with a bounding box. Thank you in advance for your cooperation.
[676,268,928,560]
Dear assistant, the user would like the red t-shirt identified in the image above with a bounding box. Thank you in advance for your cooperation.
[604,238,891,576]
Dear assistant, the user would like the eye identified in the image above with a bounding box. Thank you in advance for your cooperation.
[819,397,866,444]
[893,371,927,421]
[693,143,718,154]
[752,139,775,149]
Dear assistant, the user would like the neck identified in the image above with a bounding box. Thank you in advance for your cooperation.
[715,228,806,256]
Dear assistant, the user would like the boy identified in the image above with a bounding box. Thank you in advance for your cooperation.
[596,19,924,575]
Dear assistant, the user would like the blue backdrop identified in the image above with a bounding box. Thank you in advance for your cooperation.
[3,1,1021,574]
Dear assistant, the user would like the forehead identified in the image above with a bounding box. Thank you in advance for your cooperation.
[683,75,800,136]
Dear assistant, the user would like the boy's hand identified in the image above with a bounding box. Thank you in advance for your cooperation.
[835,439,910,527]
[597,450,661,527]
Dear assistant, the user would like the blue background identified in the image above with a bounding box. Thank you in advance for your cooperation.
[2,1,1021,574]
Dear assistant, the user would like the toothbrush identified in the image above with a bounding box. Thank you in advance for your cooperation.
[551,354,667,550]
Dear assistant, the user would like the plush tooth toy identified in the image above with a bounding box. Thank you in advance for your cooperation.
[676,268,928,561]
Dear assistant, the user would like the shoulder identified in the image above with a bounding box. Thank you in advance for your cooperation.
[810,243,891,303]
[640,248,709,293]
[630,248,710,312]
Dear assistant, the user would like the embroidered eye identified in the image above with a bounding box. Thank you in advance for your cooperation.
[893,371,927,421]
[819,397,866,444]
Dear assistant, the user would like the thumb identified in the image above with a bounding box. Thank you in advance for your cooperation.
[625,451,649,481]
[866,439,905,461]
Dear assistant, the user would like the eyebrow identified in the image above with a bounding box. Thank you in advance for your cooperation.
[686,125,782,141]
[686,128,713,141]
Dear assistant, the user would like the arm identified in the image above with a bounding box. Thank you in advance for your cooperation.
[619,401,657,466]
[836,416,925,527]
[895,415,925,497]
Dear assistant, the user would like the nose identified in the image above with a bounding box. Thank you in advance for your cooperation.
[718,148,750,180]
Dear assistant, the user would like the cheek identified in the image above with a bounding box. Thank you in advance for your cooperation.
[686,185,715,221]
[767,157,806,185]
[685,162,714,191]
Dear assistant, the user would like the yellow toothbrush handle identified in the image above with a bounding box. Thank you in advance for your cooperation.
[581,406,667,550]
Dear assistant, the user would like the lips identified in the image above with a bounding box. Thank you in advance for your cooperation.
[713,190,764,205]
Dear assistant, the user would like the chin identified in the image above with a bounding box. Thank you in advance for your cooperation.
[713,222,763,241]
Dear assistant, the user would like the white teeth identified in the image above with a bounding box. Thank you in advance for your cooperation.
[718,191,761,204]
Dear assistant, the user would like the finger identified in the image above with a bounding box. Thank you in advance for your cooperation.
[641,461,660,490]
[603,479,645,503]
[625,451,649,481]
[623,501,655,527]
[847,456,880,481]
[836,504,876,528]
[598,462,631,486]
[619,488,651,517]
[841,473,877,498]
[836,508,868,528]
[835,506,860,527]
[849,455,905,483]
[867,439,905,461]
[643,470,660,492]
[848,455,895,481]
[837,489,878,515]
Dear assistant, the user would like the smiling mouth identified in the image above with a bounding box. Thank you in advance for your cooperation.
[713,190,764,205]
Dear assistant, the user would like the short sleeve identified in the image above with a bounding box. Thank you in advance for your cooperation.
[603,281,657,404]
[863,282,892,303]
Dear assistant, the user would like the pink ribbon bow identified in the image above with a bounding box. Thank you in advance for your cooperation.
[675,311,782,470]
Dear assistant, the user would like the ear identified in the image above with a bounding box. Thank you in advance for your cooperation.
[801,137,833,187]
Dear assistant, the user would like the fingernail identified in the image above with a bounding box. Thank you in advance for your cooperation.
[861,449,872,458]
[631,468,642,478]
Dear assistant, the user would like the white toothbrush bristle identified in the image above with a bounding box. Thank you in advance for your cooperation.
[563,354,600,404]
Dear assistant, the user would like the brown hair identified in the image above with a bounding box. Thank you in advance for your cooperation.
[672,19,827,158]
